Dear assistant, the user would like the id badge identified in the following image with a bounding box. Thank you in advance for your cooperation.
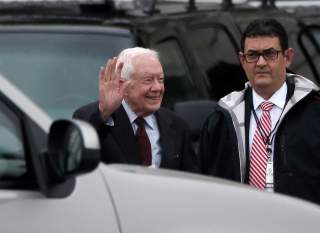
[266,160,273,184]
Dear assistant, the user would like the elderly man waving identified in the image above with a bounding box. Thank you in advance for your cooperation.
[73,47,199,173]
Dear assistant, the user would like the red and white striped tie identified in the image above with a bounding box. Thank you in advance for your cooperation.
[249,101,273,190]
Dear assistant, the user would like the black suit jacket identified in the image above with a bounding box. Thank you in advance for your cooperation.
[73,101,199,173]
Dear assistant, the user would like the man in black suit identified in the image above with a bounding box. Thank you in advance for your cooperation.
[73,47,199,173]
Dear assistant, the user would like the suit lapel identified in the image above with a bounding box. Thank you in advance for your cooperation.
[112,106,141,164]
[156,109,177,168]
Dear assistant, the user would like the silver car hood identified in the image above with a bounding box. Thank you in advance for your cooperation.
[99,164,320,233]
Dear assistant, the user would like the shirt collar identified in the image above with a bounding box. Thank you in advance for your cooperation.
[252,82,287,110]
[122,100,156,130]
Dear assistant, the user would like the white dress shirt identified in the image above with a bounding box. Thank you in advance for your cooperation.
[249,82,287,191]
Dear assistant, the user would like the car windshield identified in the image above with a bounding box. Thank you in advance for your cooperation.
[0,25,133,119]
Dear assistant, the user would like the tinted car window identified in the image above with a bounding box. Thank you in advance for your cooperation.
[283,19,317,83]
[0,100,26,180]
[0,26,133,119]
[299,26,320,83]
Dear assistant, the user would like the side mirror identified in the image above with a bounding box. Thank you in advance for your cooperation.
[46,119,100,184]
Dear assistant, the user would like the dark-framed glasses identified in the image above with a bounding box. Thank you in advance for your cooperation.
[241,49,283,63]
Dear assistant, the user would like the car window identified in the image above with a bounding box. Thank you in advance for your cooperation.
[0,27,133,119]
[299,26,320,84]
[0,100,26,180]
[184,25,247,100]
[279,19,319,85]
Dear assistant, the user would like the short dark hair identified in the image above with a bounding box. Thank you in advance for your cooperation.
[240,18,288,52]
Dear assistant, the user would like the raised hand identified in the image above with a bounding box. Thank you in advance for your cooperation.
[98,57,125,119]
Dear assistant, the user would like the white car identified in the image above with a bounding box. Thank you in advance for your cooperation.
[0,73,319,233]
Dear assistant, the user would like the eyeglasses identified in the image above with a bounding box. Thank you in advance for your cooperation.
[241,49,283,63]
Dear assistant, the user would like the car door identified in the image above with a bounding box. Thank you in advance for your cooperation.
[0,76,120,233]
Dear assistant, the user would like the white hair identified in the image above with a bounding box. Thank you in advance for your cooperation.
[116,47,159,80]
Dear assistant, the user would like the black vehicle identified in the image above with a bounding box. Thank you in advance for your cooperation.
[0,0,319,140]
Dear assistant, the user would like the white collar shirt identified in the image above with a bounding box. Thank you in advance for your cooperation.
[249,82,287,157]
[249,82,287,192]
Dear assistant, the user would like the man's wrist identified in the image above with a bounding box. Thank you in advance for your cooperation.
[98,103,111,120]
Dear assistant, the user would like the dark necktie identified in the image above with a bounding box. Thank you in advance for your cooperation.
[135,117,152,166]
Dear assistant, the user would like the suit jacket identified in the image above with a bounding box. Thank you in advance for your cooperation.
[73,101,199,173]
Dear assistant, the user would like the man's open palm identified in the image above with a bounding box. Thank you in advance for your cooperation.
[99,58,125,118]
